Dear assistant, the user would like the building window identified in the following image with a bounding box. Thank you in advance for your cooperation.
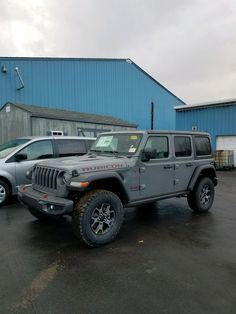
[51,131,64,136]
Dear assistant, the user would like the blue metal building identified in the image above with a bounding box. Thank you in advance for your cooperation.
[175,99,236,163]
[0,57,184,130]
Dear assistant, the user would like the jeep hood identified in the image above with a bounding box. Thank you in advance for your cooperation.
[34,154,130,173]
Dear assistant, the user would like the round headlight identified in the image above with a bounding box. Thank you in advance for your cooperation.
[62,172,71,184]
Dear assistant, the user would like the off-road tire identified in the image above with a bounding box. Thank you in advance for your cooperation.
[72,189,124,247]
[187,177,215,213]
[0,179,10,207]
[28,206,54,222]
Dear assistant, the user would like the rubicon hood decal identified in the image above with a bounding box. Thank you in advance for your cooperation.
[81,163,128,172]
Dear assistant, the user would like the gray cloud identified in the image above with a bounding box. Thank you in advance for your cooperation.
[0,0,236,103]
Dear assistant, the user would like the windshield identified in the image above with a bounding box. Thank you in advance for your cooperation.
[90,133,143,155]
[0,138,30,158]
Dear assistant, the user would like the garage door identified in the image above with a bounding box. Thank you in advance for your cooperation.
[216,136,236,165]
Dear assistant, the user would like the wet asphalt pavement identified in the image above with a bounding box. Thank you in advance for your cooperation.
[0,171,236,314]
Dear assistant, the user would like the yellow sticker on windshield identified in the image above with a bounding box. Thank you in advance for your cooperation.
[130,135,138,140]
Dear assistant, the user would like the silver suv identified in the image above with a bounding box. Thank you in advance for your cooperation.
[0,136,95,206]
[18,131,218,247]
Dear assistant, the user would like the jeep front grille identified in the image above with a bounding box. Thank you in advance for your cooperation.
[33,166,61,190]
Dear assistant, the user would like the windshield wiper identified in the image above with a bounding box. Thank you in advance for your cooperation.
[89,149,102,153]
[90,149,122,157]
[87,149,102,157]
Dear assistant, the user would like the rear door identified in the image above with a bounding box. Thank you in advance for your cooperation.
[139,135,175,199]
[173,135,195,192]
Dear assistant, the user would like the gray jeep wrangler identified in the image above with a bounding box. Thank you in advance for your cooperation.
[18,131,217,247]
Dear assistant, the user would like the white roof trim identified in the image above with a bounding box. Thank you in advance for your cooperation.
[175,98,236,110]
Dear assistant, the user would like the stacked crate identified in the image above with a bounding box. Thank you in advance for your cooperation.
[213,150,234,170]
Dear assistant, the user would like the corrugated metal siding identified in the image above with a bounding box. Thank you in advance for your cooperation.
[31,117,135,137]
[0,58,184,130]
[0,104,30,143]
[176,105,236,148]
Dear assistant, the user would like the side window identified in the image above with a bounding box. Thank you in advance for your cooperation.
[56,139,87,157]
[195,136,211,156]
[18,140,53,160]
[145,136,169,159]
[174,136,192,157]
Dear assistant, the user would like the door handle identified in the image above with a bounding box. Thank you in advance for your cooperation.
[164,165,173,169]
[186,163,193,167]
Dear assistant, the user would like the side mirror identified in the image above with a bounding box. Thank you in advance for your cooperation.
[15,153,28,162]
[142,148,157,161]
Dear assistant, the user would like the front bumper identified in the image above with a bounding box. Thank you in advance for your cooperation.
[18,186,74,216]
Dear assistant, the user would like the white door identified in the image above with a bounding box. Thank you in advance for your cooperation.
[216,136,236,165]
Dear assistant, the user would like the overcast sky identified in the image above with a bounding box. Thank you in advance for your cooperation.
[1,0,236,104]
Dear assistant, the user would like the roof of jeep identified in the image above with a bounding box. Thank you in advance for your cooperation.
[99,130,210,136]
[146,130,209,136]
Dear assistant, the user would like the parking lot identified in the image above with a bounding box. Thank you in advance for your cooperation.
[0,171,236,314]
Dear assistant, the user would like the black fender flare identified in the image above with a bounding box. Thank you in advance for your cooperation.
[68,171,130,203]
[188,164,218,191]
